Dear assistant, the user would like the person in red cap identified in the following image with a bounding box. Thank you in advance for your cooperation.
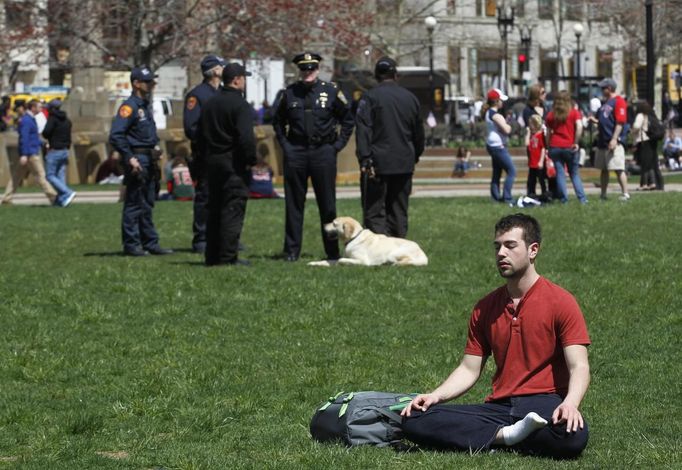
[482,88,515,204]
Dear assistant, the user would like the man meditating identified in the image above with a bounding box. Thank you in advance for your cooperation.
[401,213,590,459]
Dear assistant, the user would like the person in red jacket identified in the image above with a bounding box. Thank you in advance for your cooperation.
[401,213,591,459]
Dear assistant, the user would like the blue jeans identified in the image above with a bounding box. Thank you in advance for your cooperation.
[549,147,587,203]
[487,145,516,203]
[45,149,74,205]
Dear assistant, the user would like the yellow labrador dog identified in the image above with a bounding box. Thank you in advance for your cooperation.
[308,216,428,267]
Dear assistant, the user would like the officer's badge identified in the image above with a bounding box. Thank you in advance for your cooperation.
[337,90,348,105]
[186,96,197,110]
[319,92,328,108]
[138,108,146,120]
[305,53,311,61]
[118,105,133,118]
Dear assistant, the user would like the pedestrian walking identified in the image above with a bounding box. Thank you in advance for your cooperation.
[109,66,173,257]
[1,100,57,205]
[272,52,354,262]
[355,56,424,238]
[42,99,76,207]
[199,63,257,266]
[183,54,227,253]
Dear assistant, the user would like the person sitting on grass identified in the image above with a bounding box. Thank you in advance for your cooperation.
[451,146,471,178]
[248,150,280,199]
[401,213,591,460]
[164,156,195,201]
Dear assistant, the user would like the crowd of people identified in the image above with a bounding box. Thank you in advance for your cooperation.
[478,78,676,206]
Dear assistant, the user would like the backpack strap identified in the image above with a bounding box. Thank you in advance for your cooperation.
[318,391,345,411]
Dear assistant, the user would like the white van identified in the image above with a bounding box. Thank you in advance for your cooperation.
[110,94,174,130]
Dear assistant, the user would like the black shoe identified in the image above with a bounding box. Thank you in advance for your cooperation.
[228,259,251,266]
[124,248,149,257]
[285,254,298,262]
[148,247,174,255]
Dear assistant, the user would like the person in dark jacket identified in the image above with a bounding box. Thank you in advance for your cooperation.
[355,57,425,238]
[272,52,354,262]
[42,99,76,207]
[199,63,257,266]
[183,54,226,253]
[109,66,173,257]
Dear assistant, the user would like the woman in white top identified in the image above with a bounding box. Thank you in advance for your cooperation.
[632,100,663,190]
[482,88,515,203]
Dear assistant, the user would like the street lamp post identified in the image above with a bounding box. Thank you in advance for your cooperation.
[573,23,584,104]
[425,15,437,146]
[497,6,515,93]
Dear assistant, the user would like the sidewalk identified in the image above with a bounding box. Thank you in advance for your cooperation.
[5,180,681,205]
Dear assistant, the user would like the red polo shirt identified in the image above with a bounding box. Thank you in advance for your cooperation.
[464,277,590,402]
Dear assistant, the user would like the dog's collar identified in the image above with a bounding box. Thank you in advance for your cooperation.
[345,229,367,246]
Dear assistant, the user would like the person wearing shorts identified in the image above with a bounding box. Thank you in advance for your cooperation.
[595,78,630,201]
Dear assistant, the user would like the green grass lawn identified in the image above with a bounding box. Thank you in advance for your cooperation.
[0,195,680,469]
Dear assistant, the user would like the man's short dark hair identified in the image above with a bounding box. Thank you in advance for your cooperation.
[495,213,542,247]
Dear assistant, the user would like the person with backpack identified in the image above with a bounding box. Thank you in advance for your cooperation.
[401,214,591,459]
[42,99,76,206]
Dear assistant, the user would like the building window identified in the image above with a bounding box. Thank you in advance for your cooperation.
[598,50,613,79]
[538,0,553,20]
[515,0,525,18]
[565,1,583,21]
[447,0,456,15]
[485,0,497,17]
[5,1,32,30]
[476,0,482,16]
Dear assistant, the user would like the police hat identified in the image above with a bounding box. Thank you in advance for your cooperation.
[222,62,252,82]
[374,57,397,77]
[293,52,322,71]
[200,54,227,73]
[130,66,158,83]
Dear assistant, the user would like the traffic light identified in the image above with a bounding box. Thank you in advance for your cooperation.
[518,53,527,65]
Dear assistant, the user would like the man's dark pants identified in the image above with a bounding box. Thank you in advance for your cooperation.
[121,153,160,252]
[402,394,588,459]
[205,164,248,266]
[283,143,339,259]
[190,160,209,252]
[361,173,412,238]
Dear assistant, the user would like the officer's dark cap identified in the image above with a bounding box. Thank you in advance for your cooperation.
[375,57,397,77]
[222,63,252,82]
[130,66,158,83]
[293,52,322,71]
[201,55,227,73]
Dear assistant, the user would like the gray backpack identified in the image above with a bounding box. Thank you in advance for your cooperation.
[309,391,417,447]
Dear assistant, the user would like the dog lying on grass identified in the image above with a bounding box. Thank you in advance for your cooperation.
[308,216,428,267]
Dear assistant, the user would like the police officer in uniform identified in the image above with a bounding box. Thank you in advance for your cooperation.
[109,66,173,257]
[272,52,354,262]
[183,54,227,253]
[355,57,424,238]
[200,63,257,266]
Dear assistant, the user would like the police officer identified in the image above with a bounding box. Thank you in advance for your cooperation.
[200,63,257,266]
[272,52,354,262]
[355,57,424,238]
[183,54,227,253]
[109,66,172,257]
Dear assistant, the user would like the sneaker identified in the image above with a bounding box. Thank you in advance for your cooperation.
[62,191,76,207]
[618,193,630,202]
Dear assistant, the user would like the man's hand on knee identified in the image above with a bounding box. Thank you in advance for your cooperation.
[552,402,584,433]
[401,393,440,417]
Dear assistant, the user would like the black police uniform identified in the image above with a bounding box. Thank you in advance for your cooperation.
[183,81,219,252]
[109,93,164,254]
[273,76,354,260]
[199,85,256,265]
[355,80,424,238]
